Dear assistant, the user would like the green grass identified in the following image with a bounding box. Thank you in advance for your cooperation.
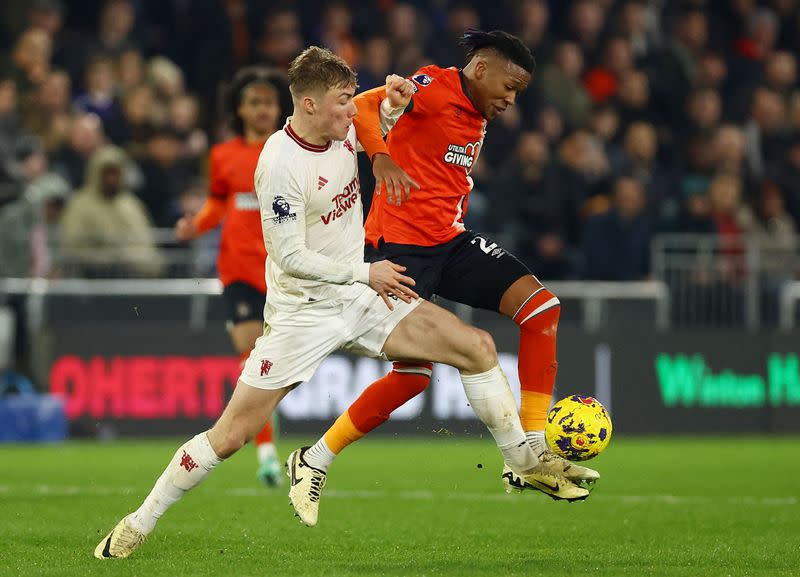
[1,436,798,577]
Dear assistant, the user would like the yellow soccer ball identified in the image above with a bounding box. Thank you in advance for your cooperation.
[545,395,612,461]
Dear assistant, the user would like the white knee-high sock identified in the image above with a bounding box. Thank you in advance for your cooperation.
[129,432,222,535]
[461,365,539,475]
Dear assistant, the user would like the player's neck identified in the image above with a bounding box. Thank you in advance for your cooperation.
[287,115,330,147]
[459,68,481,115]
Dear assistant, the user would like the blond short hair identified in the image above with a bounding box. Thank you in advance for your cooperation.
[287,46,357,98]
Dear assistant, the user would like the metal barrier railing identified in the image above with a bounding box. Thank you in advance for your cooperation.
[0,277,670,333]
[779,282,800,332]
[651,233,800,330]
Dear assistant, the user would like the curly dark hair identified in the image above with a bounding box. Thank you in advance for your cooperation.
[226,66,292,136]
[459,29,536,74]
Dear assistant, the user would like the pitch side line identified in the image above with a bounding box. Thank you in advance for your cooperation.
[0,484,796,506]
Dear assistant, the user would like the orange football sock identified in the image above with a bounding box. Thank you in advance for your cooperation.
[323,362,433,454]
[513,287,561,431]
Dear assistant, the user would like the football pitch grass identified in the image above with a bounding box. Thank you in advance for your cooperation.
[2,436,798,577]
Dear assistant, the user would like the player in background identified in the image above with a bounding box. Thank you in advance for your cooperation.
[95,47,588,559]
[175,67,291,486]
[305,30,601,495]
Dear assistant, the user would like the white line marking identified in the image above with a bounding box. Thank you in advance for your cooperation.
[0,485,795,506]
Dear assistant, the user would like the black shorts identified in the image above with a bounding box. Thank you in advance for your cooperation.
[222,281,266,325]
[365,231,531,312]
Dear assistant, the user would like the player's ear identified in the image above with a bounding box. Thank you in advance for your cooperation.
[302,95,316,115]
[474,58,488,80]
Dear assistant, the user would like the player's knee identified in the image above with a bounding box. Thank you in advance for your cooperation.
[465,329,497,373]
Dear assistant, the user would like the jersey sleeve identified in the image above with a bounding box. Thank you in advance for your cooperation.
[352,85,411,158]
[208,145,229,201]
[256,155,370,285]
[192,195,227,234]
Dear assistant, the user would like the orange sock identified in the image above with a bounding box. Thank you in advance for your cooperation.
[323,362,432,454]
[255,420,274,445]
[514,287,560,431]
[239,351,275,446]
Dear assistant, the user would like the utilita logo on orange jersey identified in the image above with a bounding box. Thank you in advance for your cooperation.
[321,176,359,224]
[443,141,481,171]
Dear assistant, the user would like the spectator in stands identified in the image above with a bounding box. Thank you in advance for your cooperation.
[493,132,571,279]
[515,0,552,62]
[428,2,480,66]
[583,36,634,104]
[712,124,753,196]
[26,0,85,89]
[60,145,163,277]
[617,69,652,128]
[615,0,653,62]
[168,94,207,162]
[73,55,120,127]
[105,84,154,158]
[686,88,722,136]
[51,112,105,188]
[567,0,606,64]
[709,172,753,242]
[554,129,611,245]
[356,36,392,91]
[115,48,143,96]
[317,1,360,67]
[764,51,796,104]
[616,121,671,220]
[540,41,591,129]
[743,87,787,181]
[582,175,651,280]
[90,0,138,60]
[23,69,71,153]
[387,2,428,76]
[254,7,303,71]
[1,27,51,103]
[652,9,707,128]
[0,78,22,173]
[749,181,797,256]
[777,134,800,225]
[136,126,196,227]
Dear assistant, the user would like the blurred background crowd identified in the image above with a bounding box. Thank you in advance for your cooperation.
[0,0,799,283]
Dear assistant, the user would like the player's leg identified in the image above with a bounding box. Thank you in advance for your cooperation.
[96,307,342,556]
[303,244,441,472]
[438,232,599,485]
[95,382,290,559]
[224,281,281,486]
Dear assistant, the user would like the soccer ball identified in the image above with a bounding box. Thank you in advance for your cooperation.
[545,395,612,461]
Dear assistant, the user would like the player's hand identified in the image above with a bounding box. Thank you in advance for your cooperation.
[385,74,414,109]
[175,216,197,241]
[368,260,418,310]
[373,154,419,207]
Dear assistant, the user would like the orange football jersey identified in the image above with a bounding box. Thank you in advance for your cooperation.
[361,65,486,247]
[204,137,267,292]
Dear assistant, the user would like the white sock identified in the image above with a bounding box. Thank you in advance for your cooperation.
[129,432,222,535]
[256,442,277,464]
[303,438,335,472]
[526,430,548,457]
[461,365,539,475]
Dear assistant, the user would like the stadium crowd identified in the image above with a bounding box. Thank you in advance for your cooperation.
[0,0,798,281]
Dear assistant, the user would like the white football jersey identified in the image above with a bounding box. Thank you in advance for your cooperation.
[255,121,371,310]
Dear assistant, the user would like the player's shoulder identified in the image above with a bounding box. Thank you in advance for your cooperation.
[410,65,458,89]
[256,129,306,183]
[210,137,243,160]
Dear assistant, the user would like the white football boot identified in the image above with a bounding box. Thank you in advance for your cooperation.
[286,447,327,527]
[94,515,146,559]
[501,461,591,502]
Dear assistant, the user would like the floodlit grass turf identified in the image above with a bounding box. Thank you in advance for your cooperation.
[1,436,798,577]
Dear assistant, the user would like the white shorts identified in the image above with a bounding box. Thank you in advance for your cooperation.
[239,284,421,390]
